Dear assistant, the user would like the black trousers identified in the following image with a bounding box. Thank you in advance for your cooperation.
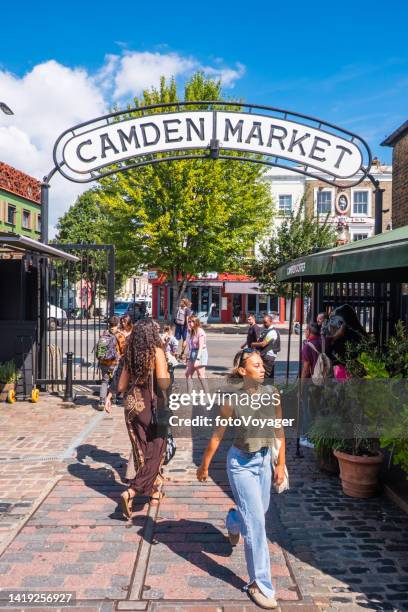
[262,356,276,381]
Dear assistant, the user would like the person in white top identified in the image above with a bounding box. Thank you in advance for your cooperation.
[251,314,280,381]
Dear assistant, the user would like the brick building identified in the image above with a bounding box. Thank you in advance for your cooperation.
[304,162,392,241]
[0,162,41,239]
[382,120,408,229]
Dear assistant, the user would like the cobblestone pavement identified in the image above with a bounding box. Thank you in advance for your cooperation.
[1,396,408,611]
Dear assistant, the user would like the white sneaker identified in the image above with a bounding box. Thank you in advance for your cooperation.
[299,436,314,449]
[246,582,278,609]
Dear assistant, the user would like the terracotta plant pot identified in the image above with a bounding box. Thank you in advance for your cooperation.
[0,382,15,402]
[333,449,384,498]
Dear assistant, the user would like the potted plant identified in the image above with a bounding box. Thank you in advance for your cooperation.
[0,360,18,403]
[307,414,340,475]
[331,333,395,497]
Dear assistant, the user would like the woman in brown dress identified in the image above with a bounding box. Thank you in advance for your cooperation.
[118,319,170,519]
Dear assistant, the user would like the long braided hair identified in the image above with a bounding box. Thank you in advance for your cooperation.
[124,319,163,386]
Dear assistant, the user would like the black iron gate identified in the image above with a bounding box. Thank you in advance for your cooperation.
[37,244,115,391]
[318,280,398,345]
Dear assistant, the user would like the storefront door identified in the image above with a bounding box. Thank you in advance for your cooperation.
[187,286,221,321]
[209,287,221,321]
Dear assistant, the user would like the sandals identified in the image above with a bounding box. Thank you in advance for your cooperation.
[120,489,135,519]
[149,490,165,506]
[149,480,165,506]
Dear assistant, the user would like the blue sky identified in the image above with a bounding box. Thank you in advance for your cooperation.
[0,0,407,225]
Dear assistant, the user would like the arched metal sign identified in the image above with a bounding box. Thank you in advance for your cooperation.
[52,101,372,188]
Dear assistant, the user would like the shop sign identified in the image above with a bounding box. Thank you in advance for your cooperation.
[197,272,218,279]
[53,103,371,187]
[287,261,306,276]
[148,271,158,280]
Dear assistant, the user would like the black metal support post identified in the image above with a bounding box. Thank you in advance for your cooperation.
[374,186,385,235]
[296,280,304,458]
[367,174,385,237]
[286,284,294,385]
[64,352,75,402]
[107,246,115,317]
[40,182,50,244]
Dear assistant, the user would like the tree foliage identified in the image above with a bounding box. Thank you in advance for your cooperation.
[55,190,106,244]
[250,198,337,296]
[96,72,274,314]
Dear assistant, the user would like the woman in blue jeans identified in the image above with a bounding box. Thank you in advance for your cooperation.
[197,349,285,609]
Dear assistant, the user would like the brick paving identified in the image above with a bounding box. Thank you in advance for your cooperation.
[0,395,408,611]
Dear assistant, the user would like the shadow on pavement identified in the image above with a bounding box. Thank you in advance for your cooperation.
[67,444,149,517]
[146,518,246,592]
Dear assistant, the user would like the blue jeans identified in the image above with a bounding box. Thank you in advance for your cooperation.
[226,445,274,598]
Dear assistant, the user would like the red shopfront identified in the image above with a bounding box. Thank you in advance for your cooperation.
[150,273,286,323]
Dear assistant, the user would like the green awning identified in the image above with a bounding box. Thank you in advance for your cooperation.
[276,225,408,283]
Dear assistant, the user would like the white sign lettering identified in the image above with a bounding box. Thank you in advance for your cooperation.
[216,112,361,178]
[287,262,306,276]
[57,109,366,183]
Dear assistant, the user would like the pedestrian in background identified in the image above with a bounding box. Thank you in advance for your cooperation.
[95,315,123,410]
[241,312,260,349]
[120,314,133,340]
[185,315,209,396]
[174,298,192,360]
[233,301,241,325]
[252,314,280,381]
[161,324,178,387]
[118,319,170,518]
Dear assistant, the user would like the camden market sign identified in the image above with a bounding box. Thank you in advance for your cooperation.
[52,102,372,187]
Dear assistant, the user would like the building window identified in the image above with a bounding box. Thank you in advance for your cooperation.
[353,233,369,241]
[258,294,269,316]
[7,205,16,225]
[353,191,369,216]
[37,215,41,233]
[278,194,292,216]
[22,210,31,229]
[247,294,257,312]
[316,190,332,215]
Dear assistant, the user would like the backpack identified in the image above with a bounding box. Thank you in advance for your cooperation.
[272,328,281,353]
[175,306,186,325]
[96,331,119,362]
[306,340,332,386]
[259,326,281,356]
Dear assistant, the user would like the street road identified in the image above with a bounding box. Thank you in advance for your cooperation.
[51,326,301,384]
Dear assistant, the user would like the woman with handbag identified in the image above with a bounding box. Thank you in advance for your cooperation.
[196,348,287,610]
[118,319,170,518]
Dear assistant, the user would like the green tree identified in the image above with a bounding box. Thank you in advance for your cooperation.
[54,190,124,315]
[250,198,337,296]
[55,190,106,244]
[97,72,274,316]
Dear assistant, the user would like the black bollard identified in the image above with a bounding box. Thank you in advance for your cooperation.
[64,352,75,402]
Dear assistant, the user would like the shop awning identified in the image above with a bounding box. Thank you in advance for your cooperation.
[187,280,223,287]
[224,281,261,294]
[0,232,79,262]
[276,225,408,283]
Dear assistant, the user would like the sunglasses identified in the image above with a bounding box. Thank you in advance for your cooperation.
[238,347,256,366]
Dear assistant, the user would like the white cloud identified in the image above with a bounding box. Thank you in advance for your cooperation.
[201,62,246,88]
[112,51,196,100]
[0,52,245,232]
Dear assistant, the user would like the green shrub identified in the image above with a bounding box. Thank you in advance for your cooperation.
[0,360,17,384]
